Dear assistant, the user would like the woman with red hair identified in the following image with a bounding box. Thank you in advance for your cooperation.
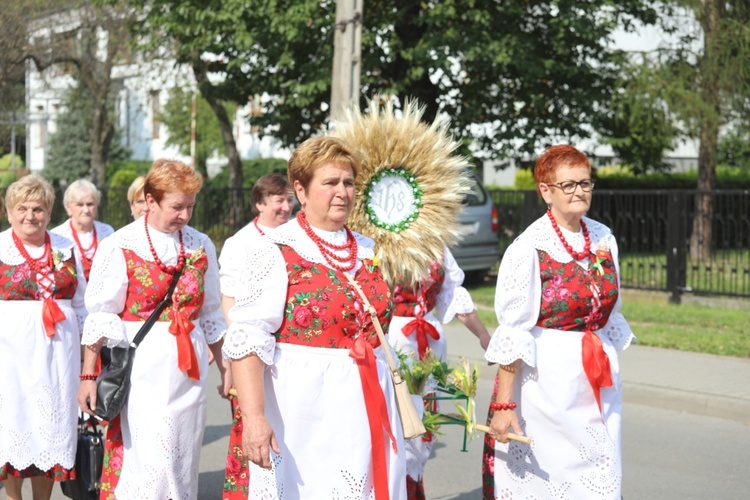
[483,144,634,499]
[77,159,229,500]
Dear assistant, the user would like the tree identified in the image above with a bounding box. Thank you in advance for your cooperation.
[24,1,136,188]
[638,1,750,259]
[159,85,237,178]
[43,86,131,186]
[596,58,682,174]
[129,0,660,163]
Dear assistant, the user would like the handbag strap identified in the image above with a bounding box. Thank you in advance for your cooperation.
[130,267,184,347]
[343,272,401,379]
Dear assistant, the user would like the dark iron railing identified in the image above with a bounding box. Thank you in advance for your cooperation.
[488,189,750,300]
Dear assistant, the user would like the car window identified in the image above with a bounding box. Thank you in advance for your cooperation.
[464,173,488,206]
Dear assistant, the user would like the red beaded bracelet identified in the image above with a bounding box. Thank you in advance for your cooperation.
[79,373,97,381]
[490,401,517,411]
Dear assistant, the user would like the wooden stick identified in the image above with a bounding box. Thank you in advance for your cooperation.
[476,424,533,445]
[229,388,238,397]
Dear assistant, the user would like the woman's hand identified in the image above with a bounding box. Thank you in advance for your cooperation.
[242,413,280,469]
[489,408,523,444]
[77,380,98,416]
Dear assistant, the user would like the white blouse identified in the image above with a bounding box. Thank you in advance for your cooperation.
[51,219,115,258]
[219,220,271,299]
[82,219,226,348]
[485,215,635,367]
[221,217,375,364]
[430,245,477,323]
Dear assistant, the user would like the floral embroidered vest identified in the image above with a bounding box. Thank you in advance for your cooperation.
[392,260,446,317]
[0,253,77,300]
[275,244,392,349]
[119,248,208,322]
[536,248,619,331]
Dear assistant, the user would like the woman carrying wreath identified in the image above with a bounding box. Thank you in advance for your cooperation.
[76,159,229,499]
[51,179,115,282]
[219,173,294,499]
[223,136,406,499]
[0,174,87,500]
[337,99,492,500]
[483,145,634,499]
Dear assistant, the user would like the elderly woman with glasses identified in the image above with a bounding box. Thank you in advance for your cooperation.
[482,144,634,499]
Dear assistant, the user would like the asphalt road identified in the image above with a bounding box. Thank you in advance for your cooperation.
[8,363,750,499]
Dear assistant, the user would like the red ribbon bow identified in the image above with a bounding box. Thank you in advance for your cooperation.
[402,317,440,360]
[349,335,397,500]
[582,330,613,416]
[168,311,200,380]
[42,298,66,338]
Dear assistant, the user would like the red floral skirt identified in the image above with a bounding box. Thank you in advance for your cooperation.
[0,462,75,482]
[223,396,250,499]
[98,416,123,500]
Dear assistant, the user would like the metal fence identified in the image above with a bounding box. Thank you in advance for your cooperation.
[488,189,750,300]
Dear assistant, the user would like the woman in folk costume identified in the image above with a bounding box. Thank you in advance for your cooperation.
[0,175,87,500]
[223,136,407,499]
[77,159,229,499]
[483,145,634,499]
[339,100,492,499]
[51,179,115,282]
[219,173,294,499]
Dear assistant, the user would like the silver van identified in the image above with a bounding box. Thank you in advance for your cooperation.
[453,172,500,282]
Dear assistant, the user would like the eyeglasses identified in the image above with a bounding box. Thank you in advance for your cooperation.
[133,199,146,205]
[544,179,596,194]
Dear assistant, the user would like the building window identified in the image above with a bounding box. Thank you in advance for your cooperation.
[151,91,161,139]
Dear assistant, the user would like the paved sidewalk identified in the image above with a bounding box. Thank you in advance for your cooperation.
[444,322,750,425]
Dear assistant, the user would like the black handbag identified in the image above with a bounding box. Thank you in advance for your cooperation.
[60,417,104,500]
[93,269,183,421]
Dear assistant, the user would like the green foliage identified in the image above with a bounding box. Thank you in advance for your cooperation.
[514,169,536,190]
[0,154,23,169]
[159,85,236,177]
[106,160,151,181]
[108,169,140,188]
[132,0,660,162]
[597,59,681,174]
[591,166,750,189]
[43,87,131,186]
[209,157,288,188]
[718,130,750,171]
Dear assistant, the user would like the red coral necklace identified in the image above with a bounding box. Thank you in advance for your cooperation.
[253,217,265,236]
[297,211,358,272]
[547,209,590,261]
[13,231,53,275]
[145,212,186,274]
[70,220,98,267]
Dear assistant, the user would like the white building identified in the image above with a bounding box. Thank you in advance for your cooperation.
[25,11,289,178]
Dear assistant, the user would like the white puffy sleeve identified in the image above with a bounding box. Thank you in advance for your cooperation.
[218,234,241,298]
[433,246,477,323]
[221,238,288,365]
[484,240,540,367]
[199,237,226,344]
[598,233,635,351]
[82,237,129,347]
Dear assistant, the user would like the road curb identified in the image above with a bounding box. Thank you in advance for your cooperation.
[622,384,750,425]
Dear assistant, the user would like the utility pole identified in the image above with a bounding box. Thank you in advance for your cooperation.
[330,0,363,122]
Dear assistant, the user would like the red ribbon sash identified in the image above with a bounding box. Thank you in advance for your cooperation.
[168,312,200,380]
[582,330,613,415]
[402,317,440,360]
[42,298,66,338]
[349,335,397,500]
